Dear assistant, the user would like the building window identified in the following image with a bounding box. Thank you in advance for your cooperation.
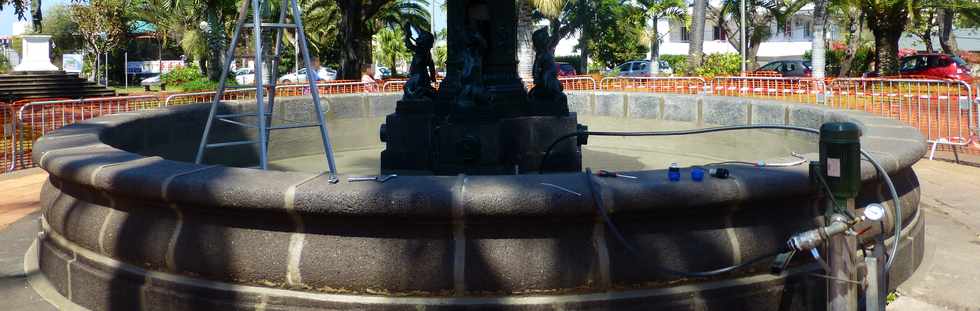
[713,26,727,41]
[680,26,690,42]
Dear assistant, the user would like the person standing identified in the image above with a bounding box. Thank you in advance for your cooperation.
[361,66,379,92]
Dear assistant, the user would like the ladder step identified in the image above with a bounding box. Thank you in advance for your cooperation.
[218,118,258,128]
[270,123,322,130]
[243,23,296,29]
[206,140,259,148]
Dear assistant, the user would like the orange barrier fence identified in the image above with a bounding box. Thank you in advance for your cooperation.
[2,104,15,172]
[3,76,980,173]
[600,76,708,94]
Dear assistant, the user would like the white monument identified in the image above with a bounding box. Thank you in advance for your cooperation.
[14,35,60,72]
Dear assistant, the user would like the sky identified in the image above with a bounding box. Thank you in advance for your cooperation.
[2,0,446,36]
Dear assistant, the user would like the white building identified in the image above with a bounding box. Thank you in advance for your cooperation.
[658,5,841,62]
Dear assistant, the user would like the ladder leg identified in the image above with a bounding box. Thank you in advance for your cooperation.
[289,0,339,182]
[195,0,251,164]
[265,0,288,144]
[252,0,269,169]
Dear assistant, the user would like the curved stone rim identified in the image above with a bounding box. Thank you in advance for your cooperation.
[30,93,927,219]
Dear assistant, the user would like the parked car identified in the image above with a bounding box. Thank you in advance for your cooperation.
[140,74,162,91]
[556,62,577,77]
[614,60,673,76]
[277,67,337,84]
[897,53,974,83]
[755,60,812,77]
[235,68,255,85]
[375,66,392,80]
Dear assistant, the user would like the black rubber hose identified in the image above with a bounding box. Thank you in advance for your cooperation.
[538,125,820,174]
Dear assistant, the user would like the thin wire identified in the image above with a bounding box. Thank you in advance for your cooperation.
[584,168,782,278]
[538,124,820,174]
[541,124,903,279]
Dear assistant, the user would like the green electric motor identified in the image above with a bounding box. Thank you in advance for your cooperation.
[819,122,862,200]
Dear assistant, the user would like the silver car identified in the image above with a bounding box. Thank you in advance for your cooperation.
[615,60,673,76]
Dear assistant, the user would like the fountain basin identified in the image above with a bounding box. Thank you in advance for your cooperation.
[32,92,925,310]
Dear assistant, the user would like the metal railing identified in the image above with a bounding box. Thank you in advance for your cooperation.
[2,104,15,172]
[164,88,255,106]
[14,95,162,169]
[6,76,980,174]
[559,76,599,92]
[827,78,976,143]
[710,76,827,104]
[599,76,708,94]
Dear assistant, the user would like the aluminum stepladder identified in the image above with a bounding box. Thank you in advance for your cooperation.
[194,0,339,183]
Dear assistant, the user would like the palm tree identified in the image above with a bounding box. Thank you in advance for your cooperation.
[634,0,688,75]
[332,0,429,79]
[715,0,808,69]
[858,0,915,75]
[373,27,409,76]
[687,0,707,71]
[811,0,828,79]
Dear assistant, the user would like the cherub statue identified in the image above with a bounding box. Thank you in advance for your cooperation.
[402,23,437,100]
[528,26,568,115]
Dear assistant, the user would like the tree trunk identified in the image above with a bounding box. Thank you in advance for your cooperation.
[865,3,909,76]
[516,0,534,80]
[205,5,225,81]
[339,1,364,79]
[873,29,903,76]
[649,17,660,75]
[840,11,863,77]
[579,36,590,74]
[938,8,957,55]
[687,0,706,71]
[811,0,828,79]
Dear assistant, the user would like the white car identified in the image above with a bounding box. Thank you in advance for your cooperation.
[278,68,337,84]
[140,75,161,86]
[235,68,255,85]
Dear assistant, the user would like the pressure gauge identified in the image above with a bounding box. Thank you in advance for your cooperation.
[863,203,886,221]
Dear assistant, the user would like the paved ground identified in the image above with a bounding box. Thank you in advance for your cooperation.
[889,160,980,311]
[0,161,977,310]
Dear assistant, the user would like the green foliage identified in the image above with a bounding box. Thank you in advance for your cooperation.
[694,53,742,77]
[433,45,447,70]
[0,53,10,74]
[803,45,874,76]
[373,27,410,76]
[178,78,220,92]
[162,66,204,86]
[659,55,688,75]
[178,77,237,92]
[36,5,84,66]
[588,2,647,69]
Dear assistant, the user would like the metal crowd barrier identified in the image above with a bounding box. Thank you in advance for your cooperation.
[827,78,976,144]
[6,76,980,174]
[14,95,163,169]
[164,88,256,106]
[2,104,15,172]
[599,76,708,94]
[710,76,827,104]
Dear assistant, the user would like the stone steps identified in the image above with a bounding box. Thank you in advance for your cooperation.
[0,72,115,101]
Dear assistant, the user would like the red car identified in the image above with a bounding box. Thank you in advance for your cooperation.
[555,62,577,77]
[898,54,974,83]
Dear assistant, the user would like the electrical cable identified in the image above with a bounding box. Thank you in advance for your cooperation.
[584,168,783,278]
[542,124,903,279]
[538,125,821,174]
[861,149,902,275]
